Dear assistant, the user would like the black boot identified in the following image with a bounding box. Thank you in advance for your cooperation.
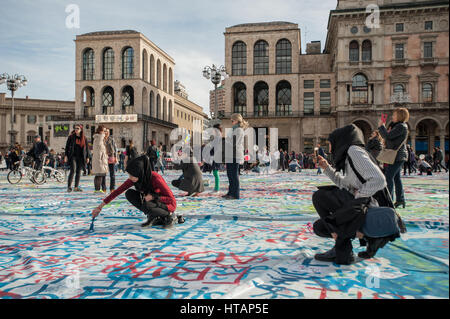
[314,247,336,262]
[141,215,159,228]
[358,237,390,259]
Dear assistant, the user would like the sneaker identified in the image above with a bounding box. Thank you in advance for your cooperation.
[74,187,83,192]
[141,215,159,228]
[223,195,238,200]
[335,252,355,265]
[314,247,336,262]
[67,187,72,193]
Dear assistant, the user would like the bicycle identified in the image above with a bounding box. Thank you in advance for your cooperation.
[34,165,66,184]
[7,165,39,184]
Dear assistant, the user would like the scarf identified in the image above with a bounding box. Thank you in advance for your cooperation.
[328,124,365,173]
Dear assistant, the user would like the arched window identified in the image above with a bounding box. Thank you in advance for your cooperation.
[233,82,247,116]
[169,68,173,94]
[168,100,173,122]
[232,41,247,76]
[254,81,269,117]
[156,94,161,119]
[149,91,155,117]
[276,39,292,74]
[422,83,433,103]
[394,84,405,95]
[362,40,372,61]
[82,87,95,107]
[83,48,94,80]
[121,86,134,114]
[150,55,155,85]
[163,97,167,121]
[102,86,114,114]
[352,73,368,104]
[276,81,292,115]
[142,49,148,81]
[102,48,114,80]
[349,41,359,62]
[157,60,161,88]
[254,40,269,75]
[122,47,134,79]
[163,64,167,92]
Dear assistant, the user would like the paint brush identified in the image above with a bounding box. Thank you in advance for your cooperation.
[89,217,95,232]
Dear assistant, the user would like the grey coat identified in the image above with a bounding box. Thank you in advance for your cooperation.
[178,160,205,194]
[378,122,408,163]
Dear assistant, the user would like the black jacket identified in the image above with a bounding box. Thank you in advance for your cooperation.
[27,141,49,160]
[65,134,90,169]
[366,137,382,159]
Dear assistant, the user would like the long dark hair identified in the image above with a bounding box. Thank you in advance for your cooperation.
[72,124,86,148]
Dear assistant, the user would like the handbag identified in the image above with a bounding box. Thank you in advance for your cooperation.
[377,134,408,164]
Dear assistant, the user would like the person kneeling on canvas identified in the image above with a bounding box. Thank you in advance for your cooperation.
[312,124,388,265]
[91,154,180,227]
[172,153,204,197]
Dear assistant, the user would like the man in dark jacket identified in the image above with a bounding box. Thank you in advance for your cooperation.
[27,135,49,170]
[279,149,285,171]
[316,144,326,174]
[146,140,158,171]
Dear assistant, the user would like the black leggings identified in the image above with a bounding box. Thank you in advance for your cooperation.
[68,156,83,188]
[312,187,355,262]
[125,189,170,219]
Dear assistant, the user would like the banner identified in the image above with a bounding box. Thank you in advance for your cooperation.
[96,114,138,123]
[53,124,70,137]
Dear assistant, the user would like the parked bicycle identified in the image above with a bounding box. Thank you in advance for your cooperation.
[7,165,40,184]
[33,165,66,184]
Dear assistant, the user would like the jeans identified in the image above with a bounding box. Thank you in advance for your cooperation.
[108,163,116,190]
[67,156,83,188]
[125,189,169,219]
[384,160,405,203]
[226,163,240,199]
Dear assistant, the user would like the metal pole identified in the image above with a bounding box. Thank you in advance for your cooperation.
[11,89,15,146]
[214,82,218,120]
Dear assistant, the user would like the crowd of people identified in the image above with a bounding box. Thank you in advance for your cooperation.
[0,109,448,265]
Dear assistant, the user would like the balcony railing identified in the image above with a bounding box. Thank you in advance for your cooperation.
[122,106,135,114]
[391,59,409,67]
[420,57,438,67]
[218,110,336,119]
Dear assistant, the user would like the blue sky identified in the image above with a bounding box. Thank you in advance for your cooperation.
[0,0,336,112]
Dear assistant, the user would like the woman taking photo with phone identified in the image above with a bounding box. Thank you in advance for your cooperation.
[378,108,409,208]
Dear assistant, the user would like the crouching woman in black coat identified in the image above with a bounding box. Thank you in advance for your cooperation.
[312,124,391,265]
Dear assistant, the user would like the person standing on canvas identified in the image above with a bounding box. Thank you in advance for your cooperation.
[92,125,109,193]
[65,124,90,192]
[104,128,117,192]
[223,113,248,200]
[378,107,409,209]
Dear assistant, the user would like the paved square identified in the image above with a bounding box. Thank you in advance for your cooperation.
[0,170,448,299]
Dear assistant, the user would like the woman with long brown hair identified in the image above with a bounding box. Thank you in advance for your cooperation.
[65,124,90,192]
[92,125,109,193]
[378,107,409,208]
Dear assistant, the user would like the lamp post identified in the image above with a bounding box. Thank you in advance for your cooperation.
[202,64,227,125]
[0,73,28,146]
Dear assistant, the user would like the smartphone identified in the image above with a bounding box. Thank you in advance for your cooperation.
[381,113,388,124]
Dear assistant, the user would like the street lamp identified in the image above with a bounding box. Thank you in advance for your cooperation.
[0,73,28,146]
[202,64,227,124]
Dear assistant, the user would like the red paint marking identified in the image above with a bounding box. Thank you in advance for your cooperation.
[0,290,22,299]
[306,287,341,299]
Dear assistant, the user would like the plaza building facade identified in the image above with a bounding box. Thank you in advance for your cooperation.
[221,22,337,154]
[325,0,449,155]
[0,93,74,153]
[220,0,449,156]
[73,30,207,154]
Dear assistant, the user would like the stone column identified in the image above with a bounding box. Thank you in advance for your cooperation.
[440,129,446,153]
[409,130,416,152]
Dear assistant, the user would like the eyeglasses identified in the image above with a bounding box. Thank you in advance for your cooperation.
[75,127,81,130]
